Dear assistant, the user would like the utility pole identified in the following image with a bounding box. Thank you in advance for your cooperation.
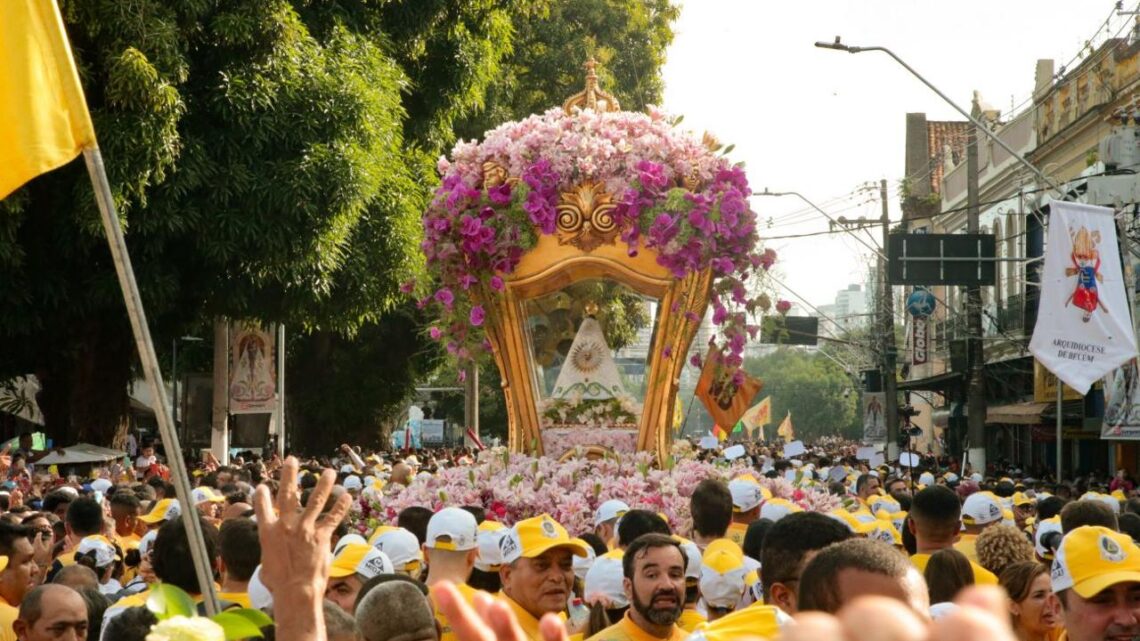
[463,361,479,448]
[879,179,901,458]
[965,95,988,476]
[210,319,229,465]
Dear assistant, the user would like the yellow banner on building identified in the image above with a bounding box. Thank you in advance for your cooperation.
[1033,358,1084,402]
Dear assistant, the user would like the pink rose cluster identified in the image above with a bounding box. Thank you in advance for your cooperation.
[352,448,839,539]
[415,106,776,379]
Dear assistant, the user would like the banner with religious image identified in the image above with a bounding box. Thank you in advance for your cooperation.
[1029,201,1138,395]
[228,321,277,414]
[862,392,887,442]
[1103,359,1140,439]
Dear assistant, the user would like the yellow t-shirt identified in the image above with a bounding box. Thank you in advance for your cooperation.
[431,582,483,641]
[677,609,707,633]
[585,613,687,641]
[910,553,998,585]
[725,523,748,549]
[0,599,17,641]
[686,603,781,641]
[217,592,252,609]
[500,593,560,641]
[953,535,980,563]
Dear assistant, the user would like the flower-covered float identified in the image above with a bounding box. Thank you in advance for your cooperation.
[417,60,775,460]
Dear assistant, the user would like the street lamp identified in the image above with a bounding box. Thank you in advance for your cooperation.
[172,335,204,444]
[813,37,1062,194]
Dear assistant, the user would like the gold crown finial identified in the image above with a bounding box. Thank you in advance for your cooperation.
[562,57,620,115]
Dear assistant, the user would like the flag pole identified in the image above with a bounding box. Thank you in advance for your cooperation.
[82,148,220,615]
[1055,382,1062,483]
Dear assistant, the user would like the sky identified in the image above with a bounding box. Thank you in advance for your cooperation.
[661,0,1132,311]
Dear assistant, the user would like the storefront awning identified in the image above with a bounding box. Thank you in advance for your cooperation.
[986,401,1048,425]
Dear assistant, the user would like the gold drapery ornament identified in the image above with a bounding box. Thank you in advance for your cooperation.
[555,180,619,252]
[562,58,621,115]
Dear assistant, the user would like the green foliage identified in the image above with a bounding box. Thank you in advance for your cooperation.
[0,0,517,443]
[0,0,680,445]
[744,348,861,441]
[455,0,679,140]
[146,583,272,639]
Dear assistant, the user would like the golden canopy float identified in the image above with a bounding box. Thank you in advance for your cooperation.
[415,60,776,460]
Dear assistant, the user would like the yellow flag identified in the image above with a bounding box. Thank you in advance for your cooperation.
[740,397,771,438]
[776,411,795,443]
[0,0,97,200]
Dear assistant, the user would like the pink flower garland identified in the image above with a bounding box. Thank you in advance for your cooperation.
[416,107,777,379]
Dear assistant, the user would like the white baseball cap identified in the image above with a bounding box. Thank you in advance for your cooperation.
[76,536,119,568]
[333,534,368,556]
[759,498,802,522]
[1081,492,1122,514]
[919,472,935,486]
[474,521,508,572]
[1035,516,1063,560]
[191,487,225,504]
[371,527,423,572]
[962,492,1004,526]
[343,475,363,491]
[700,540,748,609]
[584,551,628,608]
[728,479,764,513]
[675,537,702,580]
[90,479,113,493]
[138,530,158,558]
[426,507,478,551]
[572,542,597,581]
[595,500,630,527]
[339,464,357,475]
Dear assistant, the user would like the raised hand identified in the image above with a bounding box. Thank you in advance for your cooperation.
[252,456,351,641]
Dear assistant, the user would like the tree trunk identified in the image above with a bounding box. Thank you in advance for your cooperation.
[69,319,134,445]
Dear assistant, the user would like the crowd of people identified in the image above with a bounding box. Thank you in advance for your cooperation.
[0,432,1137,641]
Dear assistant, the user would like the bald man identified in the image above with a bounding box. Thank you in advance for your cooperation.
[14,584,88,641]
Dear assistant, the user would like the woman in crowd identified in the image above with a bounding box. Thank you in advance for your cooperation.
[999,561,1061,641]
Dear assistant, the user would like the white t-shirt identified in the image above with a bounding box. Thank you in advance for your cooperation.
[135,455,156,470]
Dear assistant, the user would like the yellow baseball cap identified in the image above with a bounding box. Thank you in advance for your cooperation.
[499,514,588,564]
[139,499,180,524]
[329,543,394,579]
[1051,526,1140,597]
[826,509,875,535]
[1013,492,1036,507]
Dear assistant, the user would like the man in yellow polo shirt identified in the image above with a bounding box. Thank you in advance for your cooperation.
[956,491,1003,563]
[907,486,997,584]
[1052,525,1140,641]
[498,514,589,640]
[424,507,483,641]
[586,533,687,641]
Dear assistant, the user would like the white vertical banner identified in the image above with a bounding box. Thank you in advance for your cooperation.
[228,321,277,414]
[1029,201,1138,394]
[863,392,887,442]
